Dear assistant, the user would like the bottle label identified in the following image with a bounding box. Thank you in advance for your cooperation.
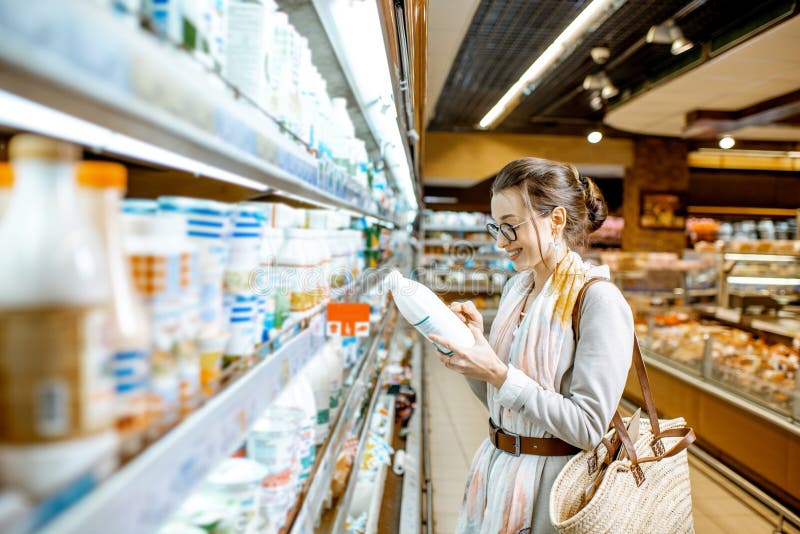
[0,306,114,442]
[412,315,453,355]
[317,408,330,425]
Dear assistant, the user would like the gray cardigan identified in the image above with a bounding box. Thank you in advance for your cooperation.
[464,274,634,532]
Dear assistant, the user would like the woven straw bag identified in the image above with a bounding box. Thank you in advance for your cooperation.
[549,279,696,534]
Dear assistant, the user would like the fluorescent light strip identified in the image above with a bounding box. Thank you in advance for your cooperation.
[724,253,798,263]
[0,89,268,191]
[697,148,800,158]
[728,276,800,286]
[478,0,616,129]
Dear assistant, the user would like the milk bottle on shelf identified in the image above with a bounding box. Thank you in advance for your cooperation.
[383,270,475,355]
[0,135,117,503]
[121,208,185,434]
[78,162,150,457]
[0,163,12,218]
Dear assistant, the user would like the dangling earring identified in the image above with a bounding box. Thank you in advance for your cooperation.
[551,233,561,251]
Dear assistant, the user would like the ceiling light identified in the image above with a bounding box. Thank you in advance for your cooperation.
[647,19,694,55]
[583,71,618,100]
[587,131,603,144]
[671,36,694,55]
[478,0,619,129]
[600,82,619,100]
[589,93,604,111]
[590,46,610,64]
[718,136,735,149]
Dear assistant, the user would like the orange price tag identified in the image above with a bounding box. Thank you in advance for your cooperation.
[327,302,371,337]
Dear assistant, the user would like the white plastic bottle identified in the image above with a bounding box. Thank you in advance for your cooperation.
[0,163,12,219]
[78,162,150,457]
[303,349,331,445]
[322,341,344,423]
[384,270,474,355]
[274,376,316,491]
[0,135,117,501]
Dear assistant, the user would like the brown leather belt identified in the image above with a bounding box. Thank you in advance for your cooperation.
[489,418,581,457]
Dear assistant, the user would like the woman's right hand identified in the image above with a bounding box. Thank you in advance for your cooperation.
[449,300,484,332]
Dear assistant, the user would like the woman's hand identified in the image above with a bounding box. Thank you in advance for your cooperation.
[449,300,484,331]
[429,324,508,389]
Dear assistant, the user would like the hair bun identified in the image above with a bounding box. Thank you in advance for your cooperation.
[581,176,607,233]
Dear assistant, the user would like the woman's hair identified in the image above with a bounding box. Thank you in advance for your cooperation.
[491,157,607,250]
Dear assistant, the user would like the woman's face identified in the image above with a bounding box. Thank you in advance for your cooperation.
[490,188,553,272]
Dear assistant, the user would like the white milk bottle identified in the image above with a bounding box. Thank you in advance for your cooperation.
[78,162,150,457]
[384,270,475,355]
[0,135,117,502]
[303,349,332,445]
[0,162,12,218]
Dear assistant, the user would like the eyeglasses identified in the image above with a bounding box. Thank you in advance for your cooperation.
[486,220,531,242]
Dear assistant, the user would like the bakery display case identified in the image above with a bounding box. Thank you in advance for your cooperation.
[718,243,800,311]
[615,245,800,509]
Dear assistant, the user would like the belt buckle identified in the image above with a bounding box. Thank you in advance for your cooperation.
[504,428,522,457]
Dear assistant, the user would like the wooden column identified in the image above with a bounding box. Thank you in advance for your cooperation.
[622,137,689,252]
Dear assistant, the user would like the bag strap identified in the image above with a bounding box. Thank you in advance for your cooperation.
[572,278,664,453]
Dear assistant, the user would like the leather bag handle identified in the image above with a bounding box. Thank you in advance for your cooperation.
[573,278,664,453]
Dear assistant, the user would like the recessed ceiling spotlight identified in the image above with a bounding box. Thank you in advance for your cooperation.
[589,92,604,111]
[600,82,619,100]
[587,131,603,144]
[590,46,610,64]
[646,19,694,55]
[719,136,735,150]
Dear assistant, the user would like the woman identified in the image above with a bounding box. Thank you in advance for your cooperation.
[429,158,633,533]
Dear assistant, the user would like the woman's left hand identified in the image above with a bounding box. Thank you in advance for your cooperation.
[429,325,508,389]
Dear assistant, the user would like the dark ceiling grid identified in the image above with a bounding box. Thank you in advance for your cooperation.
[430,0,587,130]
[431,0,799,135]
[502,0,691,131]
[452,1,541,125]
[457,1,575,124]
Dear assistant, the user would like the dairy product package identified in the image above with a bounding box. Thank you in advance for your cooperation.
[383,270,474,355]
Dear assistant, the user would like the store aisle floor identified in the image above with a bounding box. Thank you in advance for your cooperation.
[423,345,797,534]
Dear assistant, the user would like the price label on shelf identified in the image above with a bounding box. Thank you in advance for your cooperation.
[327,302,370,337]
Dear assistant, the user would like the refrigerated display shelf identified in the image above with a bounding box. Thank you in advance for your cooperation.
[424,225,487,233]
[695,305,800,339]
[347,392,396,534]
[422,253,506,261]
[0,0,400,227]
[639,346,800,437]
[398,340,423,534]
[39,262,398,534]
[42,313,327,534]
[327,325,403,533]
[291,308,396,533]
[423,239,495,247]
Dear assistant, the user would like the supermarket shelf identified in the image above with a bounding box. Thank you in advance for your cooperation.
[43,314,327,534]
[423,239,495,247]
[350,393,396,534]
[727,276,800,286]
[724,253,800,263]
[424,225,487,233]
[290,307,395,532]
[697,305,800,339]
[0,0,400,227]
[42,261,398,534]
[329,328,402,533]
[687,206,798,218]
[398,340,423,534]
[422,253,506,261]
[639,347,800,438]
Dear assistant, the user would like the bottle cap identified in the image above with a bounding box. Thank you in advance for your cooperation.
[9,134,80,161]
[0,163,12,187]
[77,161,127,189]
